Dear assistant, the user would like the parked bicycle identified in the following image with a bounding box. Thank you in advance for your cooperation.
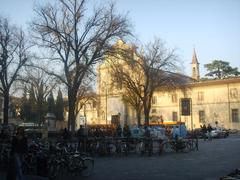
[48,142,94,179]
[160,138,193,154]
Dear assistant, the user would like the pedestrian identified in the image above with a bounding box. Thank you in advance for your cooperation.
[7,127,28,180]
[207,124,213,141]
[62,127,70,142]
[202,124,207,141]
[77,125,85,152]
[116,124,122,138]
[159,115,164,125]
[123,124,131,138]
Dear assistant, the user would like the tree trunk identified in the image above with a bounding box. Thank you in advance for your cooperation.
[144,111,150,126]
[37,101,44,126]
[143,93,153,126]
[3,91,9,125]
[144,103,150,126]
[68,90,77,132]
[136,109,141,127]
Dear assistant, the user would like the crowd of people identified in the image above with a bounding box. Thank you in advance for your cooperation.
[200,123,213,140]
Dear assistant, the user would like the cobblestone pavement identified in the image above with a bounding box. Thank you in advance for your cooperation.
[1,134,240,180]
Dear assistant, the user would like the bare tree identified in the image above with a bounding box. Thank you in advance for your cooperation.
[76,82,94,111]
[31,0,131,131]
[0,17,30,125]
[109,46,144,126]
[20,66,58,125]
[122,88,143,127]
[110,38,184,125]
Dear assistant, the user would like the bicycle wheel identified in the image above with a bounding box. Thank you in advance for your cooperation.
[108,143,116,155]
[135,141,145,155]
[81,157,94,177]
[161,141,175,154]
[181,141,191,153]
[121,142,128,156]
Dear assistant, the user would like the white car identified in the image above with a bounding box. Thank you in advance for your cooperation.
[209,128,229,138]
[210,130,219,138]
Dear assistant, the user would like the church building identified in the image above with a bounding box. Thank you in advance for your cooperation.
[77,41,240,130]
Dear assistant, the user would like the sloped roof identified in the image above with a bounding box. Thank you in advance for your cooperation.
[189,76,240,87]
[156,71,196,89]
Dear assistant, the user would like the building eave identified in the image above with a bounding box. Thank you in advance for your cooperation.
[187,77,240,87]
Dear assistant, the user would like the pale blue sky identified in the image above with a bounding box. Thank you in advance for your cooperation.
[1,0,239,77]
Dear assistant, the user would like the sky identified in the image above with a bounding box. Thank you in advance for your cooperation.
[0,0,239,77]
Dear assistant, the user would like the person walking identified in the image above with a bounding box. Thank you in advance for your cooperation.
[123,124,131,138]
[7,127,28,180]
[116,124,122,138]
[77,125,85,152]
[207,124,213,141]
[202,124,207,141]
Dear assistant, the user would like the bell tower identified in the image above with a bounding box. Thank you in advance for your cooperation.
[191,48,200,81]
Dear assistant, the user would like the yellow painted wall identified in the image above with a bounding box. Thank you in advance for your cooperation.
[150,80,240,130]
[83,40,240,130]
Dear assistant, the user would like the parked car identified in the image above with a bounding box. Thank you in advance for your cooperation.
[210,128,229,138]
[228,129,239,134]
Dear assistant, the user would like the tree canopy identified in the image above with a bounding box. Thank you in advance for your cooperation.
[31,0,131,131]
[55,89,64,121]
[109,38,182,125]
[0,17,30,124]
[204,60,240,79]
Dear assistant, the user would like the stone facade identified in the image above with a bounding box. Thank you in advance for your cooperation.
[76,41,240,130]
[150,78,240,130]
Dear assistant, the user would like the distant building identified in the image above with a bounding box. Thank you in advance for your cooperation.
[72,41,240,130]
[75,93,99,128]
[95,41,240,130]
[150,77,240,130]
[97,40,132,127]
